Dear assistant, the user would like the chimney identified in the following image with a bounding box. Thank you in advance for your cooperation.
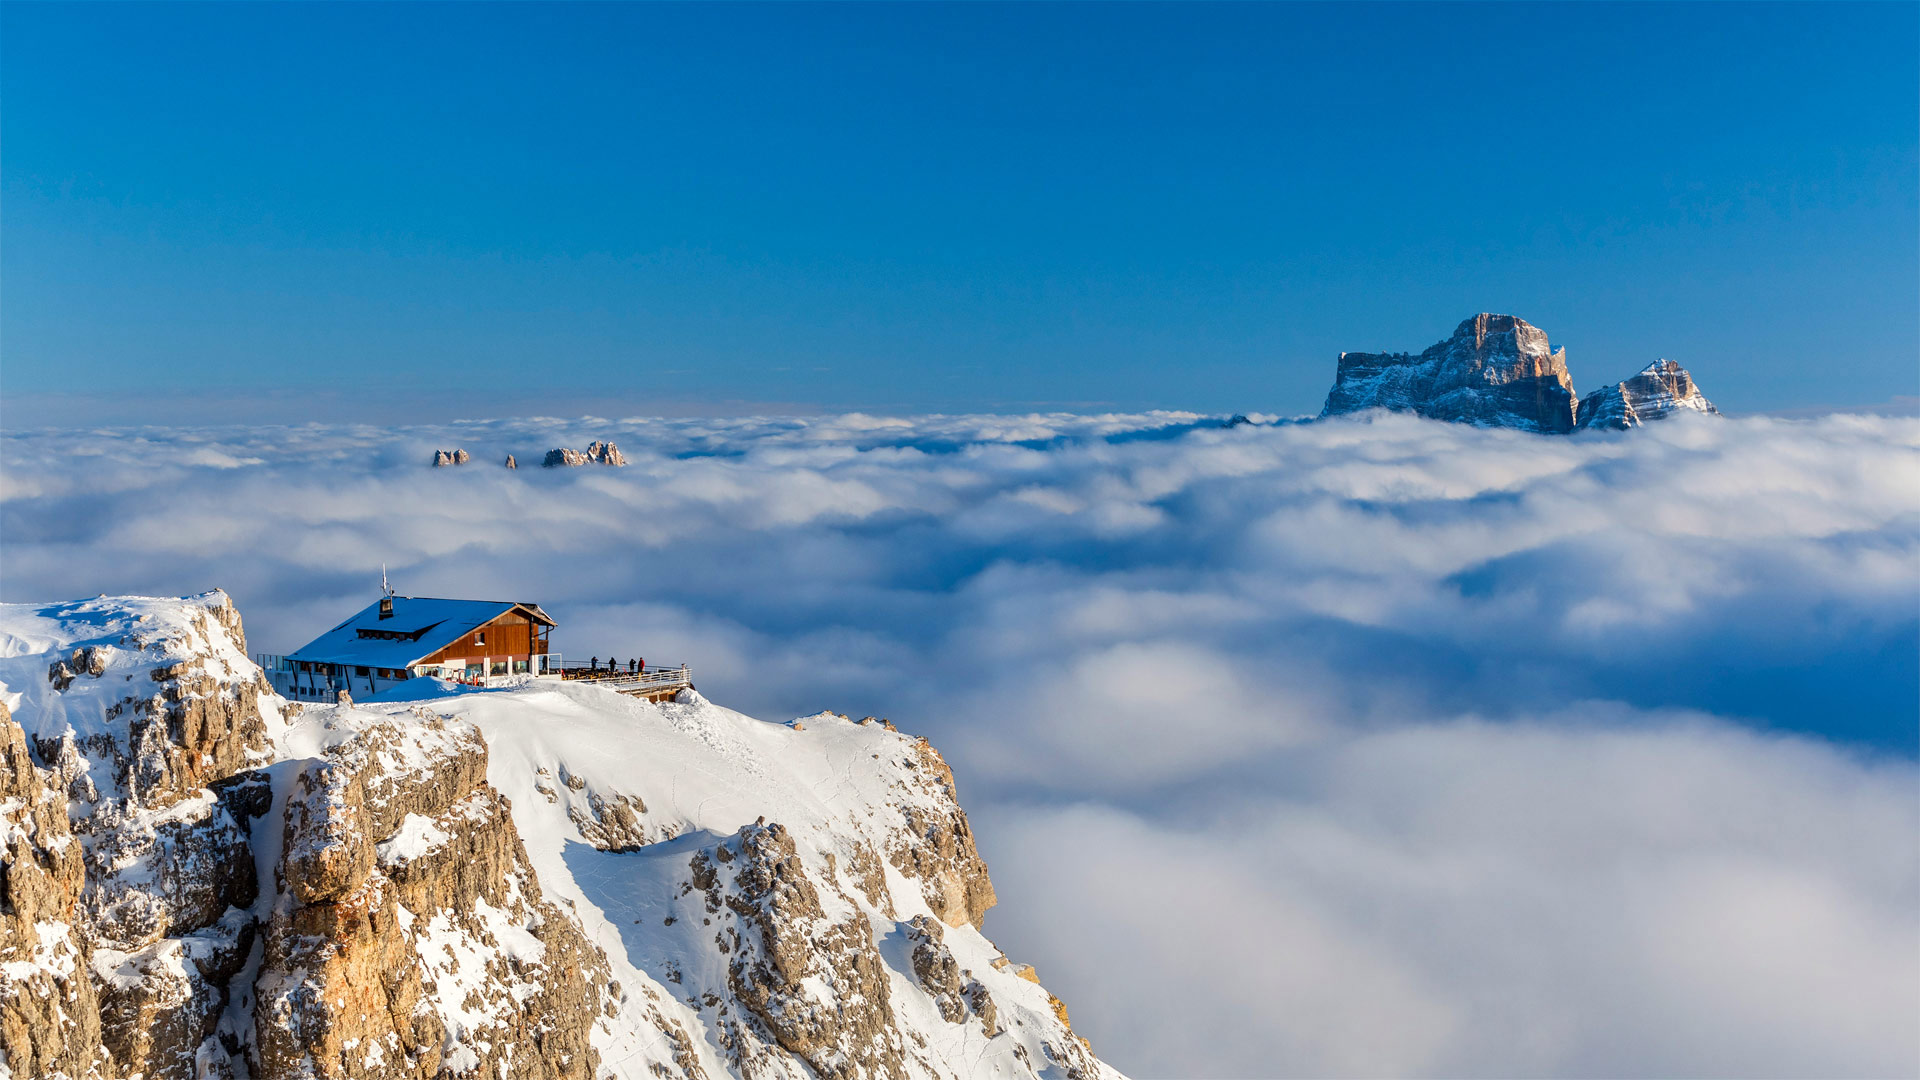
[379,595,394,620]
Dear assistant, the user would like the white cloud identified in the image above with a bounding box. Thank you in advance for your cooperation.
[1,408,1915,1076]
[980,719,1918,1077]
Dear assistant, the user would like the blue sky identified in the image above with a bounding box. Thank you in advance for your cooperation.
[3,2,1915,421]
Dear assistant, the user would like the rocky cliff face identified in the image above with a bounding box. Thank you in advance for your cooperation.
[1321,314,1719,435]
[1575,359,1719,430]
[1322,314,1580,433]
[1,700,103,1080]
[0,594,1120,1080]
[253,713,611,1079]
[542,442,626,468]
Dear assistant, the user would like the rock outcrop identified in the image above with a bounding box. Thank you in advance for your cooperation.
[887,736,997,929]
[255,714,611,1080]
[1323,314,1579,433]
[693,822,909,1079]
[0,593,272,1080]
[0,701,105,1080]
[0,594,1125,1080]
[432,449,470,467]
[1576,358,1719,430]
[542,441,626,468]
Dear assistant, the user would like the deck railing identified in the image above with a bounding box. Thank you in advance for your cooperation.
[548,659,692,692]
[251,652,690,696]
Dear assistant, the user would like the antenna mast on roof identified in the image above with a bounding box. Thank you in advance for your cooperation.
[379,565,395,620]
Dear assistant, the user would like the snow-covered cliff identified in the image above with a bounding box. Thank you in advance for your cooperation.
[0,592,1119,1080]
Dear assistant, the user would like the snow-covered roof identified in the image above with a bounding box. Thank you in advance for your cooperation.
[286,596,554,669]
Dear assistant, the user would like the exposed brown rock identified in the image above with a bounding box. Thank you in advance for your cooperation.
[1322,313,1579,433]
[904,915,966,1024]
[568,788,652,852]
[323,714,488,841]
[965,978,999,1038]
[712,822,909,1080]
[585,440,626,466]
[0,702,106,1080]
[94,922,249,1080]
[255,872,446,1080]
[282,763,375,905]
[256,717,611,1080]
[886,738,996,929]
[3,594,269,1080]
[543,441,627,467]
[1577,358,1720,430]
[844,838,895,918]
[85,791,256,946]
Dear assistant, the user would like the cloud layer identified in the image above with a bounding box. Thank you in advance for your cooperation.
[3,409,1916,1075]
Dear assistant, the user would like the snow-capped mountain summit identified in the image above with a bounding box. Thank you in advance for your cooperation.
[1321,313,1580,433]
[0,592,1120,1080]
[1575,358,1719,430]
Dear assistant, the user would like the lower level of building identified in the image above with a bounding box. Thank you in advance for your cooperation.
[254,653,692,703]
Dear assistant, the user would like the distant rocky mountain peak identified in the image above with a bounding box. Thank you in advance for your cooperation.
[543,440,628,467]
[1576,358,1719,430]
[1322,313,1579,433]
[1320,314,1718,435]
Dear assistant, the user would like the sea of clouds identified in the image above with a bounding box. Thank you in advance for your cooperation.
[3,408,1916,1076]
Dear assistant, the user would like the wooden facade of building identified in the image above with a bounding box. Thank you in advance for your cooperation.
[415,608,552,677]
[265,596,557,700]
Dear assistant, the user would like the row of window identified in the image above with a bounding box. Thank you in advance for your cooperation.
[454,660,530,676]
[284,657,535,696]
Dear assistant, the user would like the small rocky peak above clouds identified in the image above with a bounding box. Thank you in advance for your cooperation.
[1322,313,1579,433]
[1577,358,1720,430]
[543,440,628,467]
[431,448,470,466]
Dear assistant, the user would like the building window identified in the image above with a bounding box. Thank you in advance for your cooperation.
[513,659,529,674]
[355,666,369,677]
[490,660,508,676]
[473,631,485,646]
